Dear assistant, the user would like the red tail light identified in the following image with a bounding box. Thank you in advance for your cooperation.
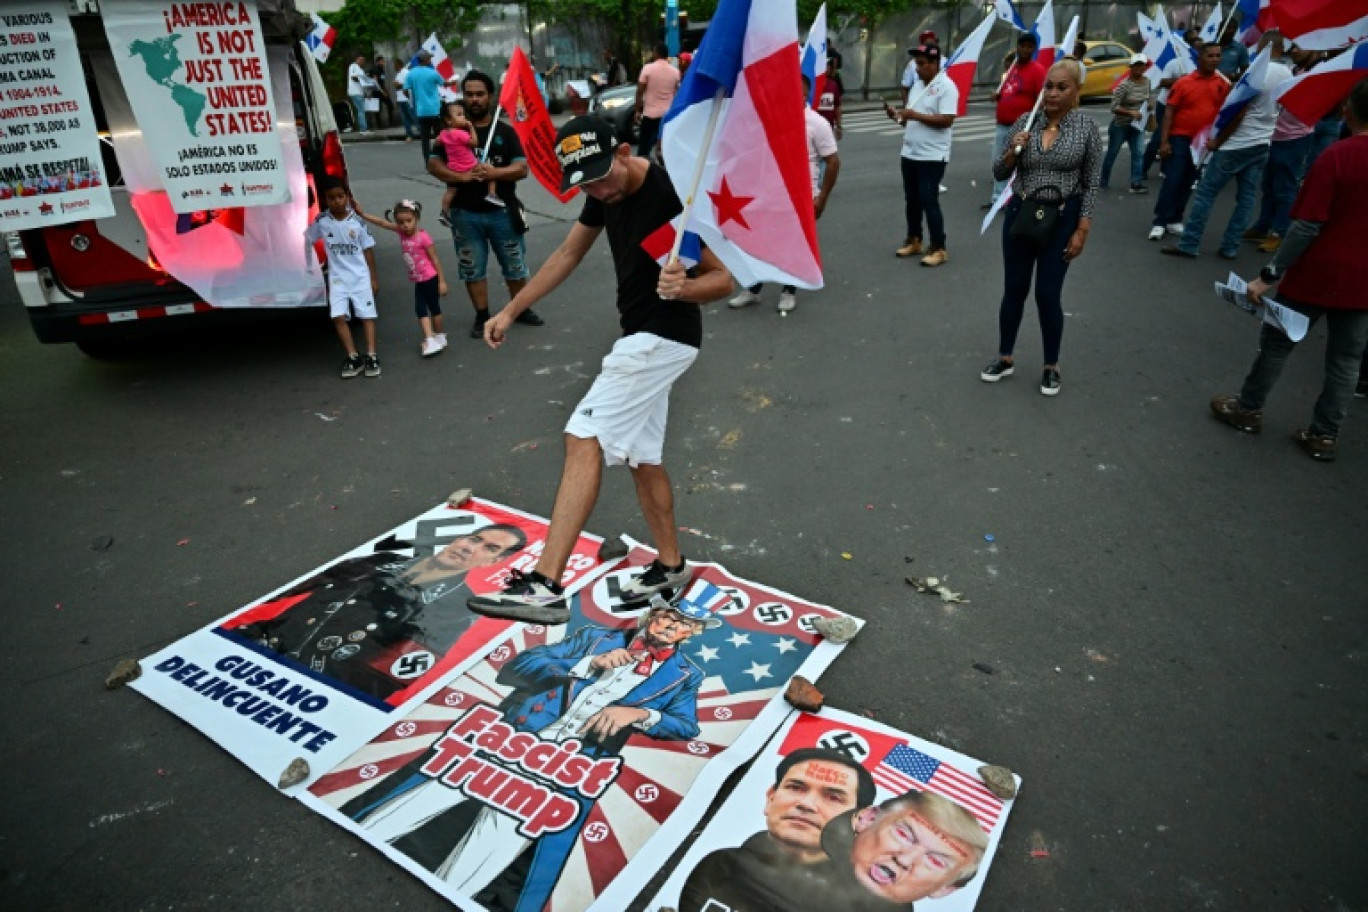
[322,131,348,183]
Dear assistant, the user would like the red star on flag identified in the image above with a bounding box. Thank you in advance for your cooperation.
[708,176,753,230]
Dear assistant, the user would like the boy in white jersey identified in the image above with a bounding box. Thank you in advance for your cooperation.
[306,177,381,377]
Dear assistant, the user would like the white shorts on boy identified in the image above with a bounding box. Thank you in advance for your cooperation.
[564,332,697,468]
[329,285,377,320]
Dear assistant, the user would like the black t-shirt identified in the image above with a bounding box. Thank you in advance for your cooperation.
[577,162,703,348]
[430,120,525,213]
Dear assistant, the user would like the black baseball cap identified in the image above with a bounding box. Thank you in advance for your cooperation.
[555,115,619,193]
[910,44,941,63]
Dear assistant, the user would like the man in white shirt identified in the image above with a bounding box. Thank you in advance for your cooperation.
[347,54,370,133]
[887,45,958,267]
[727,73,840,314]
[1164,37,1293,258]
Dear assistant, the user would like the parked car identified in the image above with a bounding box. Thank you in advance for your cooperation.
[1079,40,1137,100]
[589,83,638,143]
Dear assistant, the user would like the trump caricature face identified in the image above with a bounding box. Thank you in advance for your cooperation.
[847,802,978,903]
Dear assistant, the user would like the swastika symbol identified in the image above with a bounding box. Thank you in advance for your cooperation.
[490,645,511,662]
[716,586,749,615]
[583,822,610,843]
[390,650,434,680]
[394,721,417,738]
[754,602,793,626]
[798,613,824,634]
[817,730,870,762]
[713,707,733,720]
[358,764,380,780]
[444,692,465,706]
[687,741,710,755]
[635,784,659,803]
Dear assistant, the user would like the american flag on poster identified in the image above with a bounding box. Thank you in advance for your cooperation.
[875,744,1004,833]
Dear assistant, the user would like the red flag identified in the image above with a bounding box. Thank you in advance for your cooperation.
[944,14,998,116]
[499,47,577,204]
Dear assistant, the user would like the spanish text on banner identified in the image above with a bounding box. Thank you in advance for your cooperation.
[0,2,116,230]
[100,0,289,212]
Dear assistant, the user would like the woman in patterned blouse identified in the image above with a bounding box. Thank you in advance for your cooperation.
[980,59,1103,396]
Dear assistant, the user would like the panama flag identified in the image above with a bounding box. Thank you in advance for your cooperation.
[1138,11,1160,41]
[1274,0,1368,50]
[1275,43,1368,125]
[1057,15,1080,72]
[1213,43,1272,135]
[1198,4,1224,43]
[305,13,336,63]
[945,14,998,117]
[660,0,823,290]
[421,33,457,82]
[994,0,1027,30]
[799,3,828,106]
[1235,0,1273,46]
[641,217,702,268]
[1033,0,1058,66]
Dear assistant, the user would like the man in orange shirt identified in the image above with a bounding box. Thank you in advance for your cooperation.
[1150,43,1230,239]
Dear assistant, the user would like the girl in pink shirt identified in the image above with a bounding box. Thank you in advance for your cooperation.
[437,101,503,218]
[355,198,450,357]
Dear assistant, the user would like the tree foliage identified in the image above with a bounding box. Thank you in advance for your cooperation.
[324,0,484,57]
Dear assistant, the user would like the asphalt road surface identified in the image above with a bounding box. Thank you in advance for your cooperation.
[2,102,1366,911]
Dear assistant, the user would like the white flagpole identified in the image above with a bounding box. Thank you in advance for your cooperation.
[666,87,728,264]
[1217,2,1238,42]
[480,105,503,162]
[1012,90,1048,154]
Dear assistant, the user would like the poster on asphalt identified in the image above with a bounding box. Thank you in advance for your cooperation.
[100,0,289,212]
[651,708,1020,912]
[0,2,116,230]
[299,540,862,911]
[130,499,615,787]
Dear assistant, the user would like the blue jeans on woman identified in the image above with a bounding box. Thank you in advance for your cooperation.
[1250,134,1313,236]
[1101,120,1143,188]
[1235,302,1368,439]
[1141,102,1165,177]
[1175,145,1268,257]
[901,157,947,249]
[998,195,1081,366]
[1152,135,1195,227]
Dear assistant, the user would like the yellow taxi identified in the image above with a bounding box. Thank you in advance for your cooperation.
[1079,40,1138,99]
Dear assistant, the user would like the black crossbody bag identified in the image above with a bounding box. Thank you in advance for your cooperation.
[1010,184,1065,248]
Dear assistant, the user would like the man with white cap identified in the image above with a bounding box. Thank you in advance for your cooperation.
[467,115,733,625]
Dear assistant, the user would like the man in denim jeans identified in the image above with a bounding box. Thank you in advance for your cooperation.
[1243,46,1321,253]
[1210,78,1368,462]
[1163,39,1291,259]
[1150,43,1229,240]
[427,71,545,338]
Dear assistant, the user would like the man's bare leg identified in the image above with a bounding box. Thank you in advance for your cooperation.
[534,434,604,583]
[465,279,489,313]
[629,462,682,568]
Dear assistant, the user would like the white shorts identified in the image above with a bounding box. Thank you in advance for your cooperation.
[329,285,377,320]
[565,332,698,467]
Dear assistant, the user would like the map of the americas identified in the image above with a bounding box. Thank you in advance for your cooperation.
[128,34,206,135]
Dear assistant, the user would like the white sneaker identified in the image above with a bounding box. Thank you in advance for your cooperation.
[1147,226,1165,241]
[435,333,448,348]
[729,289,760,308]
[1167,223,1185,235]
[421,336,441,357]
[777,291,796,313]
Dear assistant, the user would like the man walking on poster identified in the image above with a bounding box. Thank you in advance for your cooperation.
[463,116,733,625]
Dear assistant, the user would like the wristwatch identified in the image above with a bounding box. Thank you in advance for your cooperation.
[1259,265,1282,283]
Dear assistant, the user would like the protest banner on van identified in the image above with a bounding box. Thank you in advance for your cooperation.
[101,0,289,212]
[130,499,615,787]
[300,541,860,911]
[651,708,1020,912]
[0,2,115,230]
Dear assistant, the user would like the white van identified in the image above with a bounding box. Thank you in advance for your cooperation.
[4,0,346,357]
